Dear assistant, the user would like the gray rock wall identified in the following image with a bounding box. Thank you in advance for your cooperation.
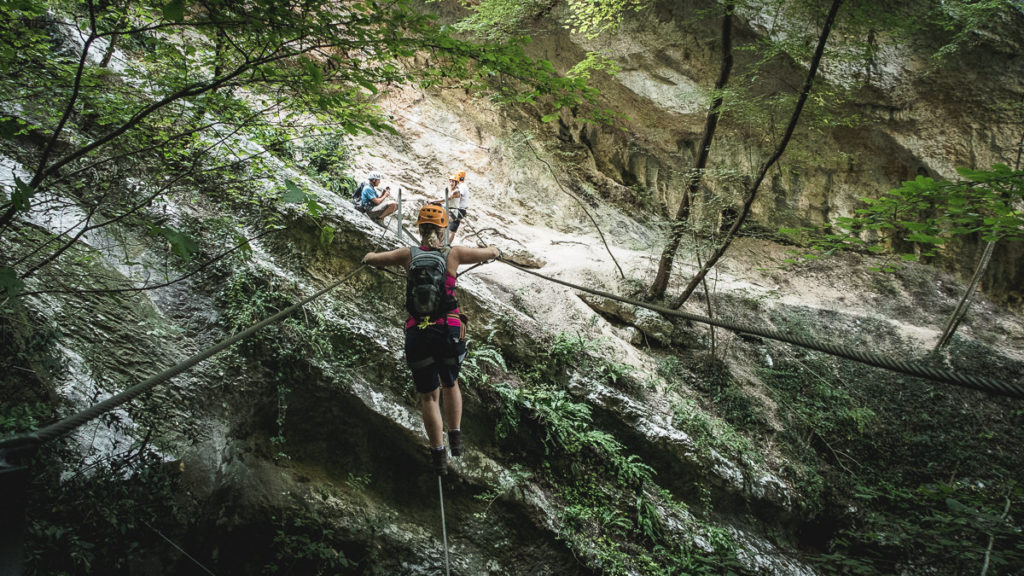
[520,0,1024,303]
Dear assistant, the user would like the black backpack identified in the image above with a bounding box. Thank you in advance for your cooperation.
[351,181,369,213]
[406,247,456,320]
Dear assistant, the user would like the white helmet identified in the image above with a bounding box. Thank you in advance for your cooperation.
[368,172,383,181]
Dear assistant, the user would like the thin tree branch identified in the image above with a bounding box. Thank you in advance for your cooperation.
[672,0,843,308]
[19,227,276,297]
[14,95,305,277]
[936,100,1023,349]
[934,240,995,350]
[28,37,335,194]
[0,6,100,232]
[979,494,1012,576]
[649,2,733,300]
[517,130,625,278]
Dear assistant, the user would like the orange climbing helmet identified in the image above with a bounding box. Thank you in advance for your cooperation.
[416,203,449,228]
[449,169,466,183]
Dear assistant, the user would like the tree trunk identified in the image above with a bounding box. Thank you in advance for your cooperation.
[671,0,844,309]
[934,240,996,350]
[648,3,734,299]
[937,101,1024,349]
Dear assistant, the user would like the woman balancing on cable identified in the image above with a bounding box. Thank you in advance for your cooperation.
[362,203,501,475]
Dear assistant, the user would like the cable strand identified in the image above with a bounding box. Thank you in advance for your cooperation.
[0,265,367,453]
[497,257,1024,399]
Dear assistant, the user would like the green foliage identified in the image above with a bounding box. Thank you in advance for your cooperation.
[629,182,655,210]
[565,0,644,39]
[150,225,198,262]
[550,330,601,363]
[558,477,744,575]
[565,51,621,83]
[763,361,876,443]
[784,164,1024,266]
[756,338,1024,574]
[672,397,757,463]
[219,269,296,331]
[822,480,1023,575]
[484,371,749,574]
[451,0,554,41]
[281,180,307,205]
[217,267,336,367]
[489,372,651,480]
[489,378,525,442]
[264,501,353,575]
[24,443,184,575]
[0,0,600,293]
[0,303,65,386]
[530,331,633,388]
[525,385,595,454]
[450,0,642,42]
[928,0,1022,59]
[855,164,1023,242]
[302,132,354,197]
[760,358,877,509]
[10,176,35,212]
[459,332,508,388]
[0,266,26,298]
[0,401,49,435]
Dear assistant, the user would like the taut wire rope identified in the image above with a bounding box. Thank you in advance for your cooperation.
[494,257,1024,400]
[0,265,368,456]
[438,476,451,576]
[141,519,218,576]
[515,129,625,279]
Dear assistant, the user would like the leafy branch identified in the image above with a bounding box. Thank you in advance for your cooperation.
[784,164,1024,265]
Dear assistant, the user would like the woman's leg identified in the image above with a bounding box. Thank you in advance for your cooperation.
[441,382,462,431]
[420,386,443,448]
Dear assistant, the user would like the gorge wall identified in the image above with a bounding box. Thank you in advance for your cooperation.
[501,0,1024,304]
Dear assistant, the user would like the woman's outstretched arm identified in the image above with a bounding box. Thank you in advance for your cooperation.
[363,247,412,267]
[451,245,500,268]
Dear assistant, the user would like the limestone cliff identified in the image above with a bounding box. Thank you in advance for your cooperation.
[3,3,1023,576]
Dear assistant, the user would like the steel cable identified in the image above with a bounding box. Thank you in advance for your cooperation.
[496,258,1024,400]
[5,244,1021,458]
[439,475,451,576]
[0,265,367,455]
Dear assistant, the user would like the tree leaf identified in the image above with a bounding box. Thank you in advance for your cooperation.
[0,266,24,298]
[12,176,35,211]
[905,232,945,245]
[304,59,322,87]
[162,0,185,22]
[305,197,322,218]
[320,225,335,246]
[282,179,306,203]
[0,115,26,138]
[152,227,197,261]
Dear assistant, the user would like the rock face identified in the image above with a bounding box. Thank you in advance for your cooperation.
[523,0,1024,304]
[7,4,1024,576]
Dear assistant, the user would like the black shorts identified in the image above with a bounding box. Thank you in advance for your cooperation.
[405,324,467,393]
[448,208,467,233]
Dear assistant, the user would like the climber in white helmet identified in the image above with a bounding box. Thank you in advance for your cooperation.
[358,172,397,221]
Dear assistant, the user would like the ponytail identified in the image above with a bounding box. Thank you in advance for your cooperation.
[419,224,445,248]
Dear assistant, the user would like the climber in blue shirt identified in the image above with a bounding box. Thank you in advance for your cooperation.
[360,173,397,221]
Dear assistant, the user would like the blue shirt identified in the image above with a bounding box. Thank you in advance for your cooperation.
[360,182,380,206]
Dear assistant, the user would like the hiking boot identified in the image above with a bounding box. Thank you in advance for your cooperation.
[448,429,464,457]
[430,446,447,476]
